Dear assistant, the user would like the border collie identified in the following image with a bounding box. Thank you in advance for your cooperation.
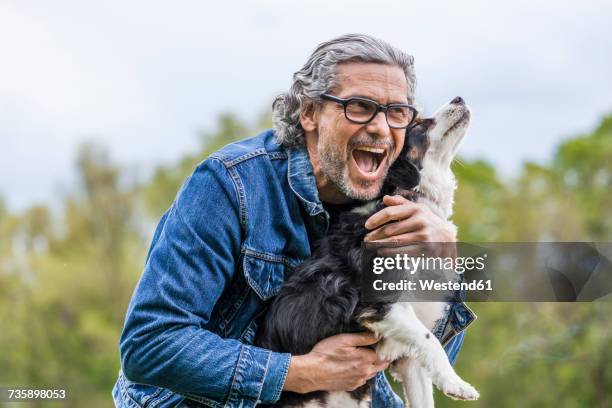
[255,97,478,407]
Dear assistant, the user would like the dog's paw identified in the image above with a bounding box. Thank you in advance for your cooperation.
[437,375,479,401]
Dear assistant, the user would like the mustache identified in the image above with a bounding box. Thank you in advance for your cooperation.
[348,135,395,151]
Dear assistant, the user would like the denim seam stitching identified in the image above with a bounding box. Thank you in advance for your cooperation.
[272,354,291,403]
[255,351,271,403]
[238,317,259,342]
[120,377,147,408]
[224,296,250,332]
[222,258,252,323]
[180,394,223,408]
[287,149,320,215]
[268,151,288,160]
[148,388,174,408]
[374,372,394,403]
[227,344,246,407]
[432,302,452,341]
[206,157,246,233]
[242,247,299,269]
[212,149,268,168]
[142,387,163,405]
[241,256,271,300]
[118,370,165,408]
[226,166,248,232]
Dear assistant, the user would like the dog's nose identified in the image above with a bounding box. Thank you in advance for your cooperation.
[451,96,465,105]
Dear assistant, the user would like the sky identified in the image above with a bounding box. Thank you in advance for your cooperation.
[2,0,612,211]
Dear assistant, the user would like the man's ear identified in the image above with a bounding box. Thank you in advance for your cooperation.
[299,100,318,132]
[385,158,420,190]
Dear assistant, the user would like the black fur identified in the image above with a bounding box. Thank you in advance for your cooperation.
[254,122,431,407]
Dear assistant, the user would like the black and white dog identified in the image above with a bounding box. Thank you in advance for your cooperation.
[255,97,478,407]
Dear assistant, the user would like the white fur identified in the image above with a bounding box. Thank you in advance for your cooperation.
[351,200,378,216]
[301,391,371,408]
[416,101,470,220]
[365,100,478,407]
[393,357,434,408]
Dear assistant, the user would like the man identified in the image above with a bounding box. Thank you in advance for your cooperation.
[112,33,475,408]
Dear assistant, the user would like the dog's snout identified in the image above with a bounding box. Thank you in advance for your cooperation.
[451,96,465,105]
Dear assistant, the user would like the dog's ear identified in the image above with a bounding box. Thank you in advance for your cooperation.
[384,158,420,191]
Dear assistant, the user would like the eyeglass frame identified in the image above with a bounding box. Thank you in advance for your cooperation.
[319,93,418,129]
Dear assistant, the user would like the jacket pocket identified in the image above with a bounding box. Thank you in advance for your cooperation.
[241,250,294,301]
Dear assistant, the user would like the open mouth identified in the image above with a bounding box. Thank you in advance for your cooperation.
[351,146,387,177]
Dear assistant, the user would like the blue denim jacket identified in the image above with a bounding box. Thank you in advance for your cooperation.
[112,129,476,408]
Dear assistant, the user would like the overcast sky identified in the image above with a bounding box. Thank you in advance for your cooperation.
[2,0,612,211]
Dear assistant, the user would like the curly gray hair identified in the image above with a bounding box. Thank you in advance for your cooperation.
[272,33,416,148]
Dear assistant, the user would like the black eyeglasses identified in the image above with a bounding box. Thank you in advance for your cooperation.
[320,93,417,129]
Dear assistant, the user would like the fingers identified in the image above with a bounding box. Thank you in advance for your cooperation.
[350,353,389,390]
[338,331,380,347]
[362,358,390,384]
[364,217,426,242]
[306,332,392,393]
[375,242,431,257]
[365,196,420,231]
[353,346,391,370]
[369,231,429,244]
[352,347,383,364]
[349,378,369,391]
[371,358,391,372]
[382,194,409,206]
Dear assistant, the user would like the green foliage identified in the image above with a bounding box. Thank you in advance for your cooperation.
[141,113,264,219]
[453,159,505,241]
[1,111,611,407]
[552,114,612,239]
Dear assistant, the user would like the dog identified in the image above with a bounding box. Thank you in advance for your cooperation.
[255,97,478,407]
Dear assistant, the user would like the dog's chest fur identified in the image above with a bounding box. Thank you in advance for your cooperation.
[414,160,457,220]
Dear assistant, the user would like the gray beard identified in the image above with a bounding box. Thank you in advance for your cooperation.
[318,144,387,201]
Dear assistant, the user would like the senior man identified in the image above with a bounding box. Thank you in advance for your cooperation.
[113,33,475,408]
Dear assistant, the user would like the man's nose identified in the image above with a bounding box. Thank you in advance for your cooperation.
[365,111,390,136]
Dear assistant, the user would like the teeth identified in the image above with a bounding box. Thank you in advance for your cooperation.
[355,146,385,154]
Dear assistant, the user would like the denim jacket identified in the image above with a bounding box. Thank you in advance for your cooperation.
[112,129,476,408]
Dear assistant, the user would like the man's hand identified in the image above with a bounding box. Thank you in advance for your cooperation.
[364,195,457,243]
[283,332,390,394]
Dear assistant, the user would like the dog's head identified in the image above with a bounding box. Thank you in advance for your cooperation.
[420,96,471,167]
[383,97,470,196]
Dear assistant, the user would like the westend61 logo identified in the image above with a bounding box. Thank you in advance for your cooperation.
[372,253,487,275]
[366,251,493,298]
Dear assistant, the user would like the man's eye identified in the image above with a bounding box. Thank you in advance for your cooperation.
[347,100,374,114]
[389,107,408,119]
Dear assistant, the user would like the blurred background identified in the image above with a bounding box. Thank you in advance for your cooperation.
[1,1,611,407]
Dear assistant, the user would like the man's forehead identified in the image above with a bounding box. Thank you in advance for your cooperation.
[335,62,408,103]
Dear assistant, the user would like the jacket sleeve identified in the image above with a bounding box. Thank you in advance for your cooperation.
[119,157,290,406]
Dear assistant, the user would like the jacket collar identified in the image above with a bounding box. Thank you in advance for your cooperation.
[287,146,326,217]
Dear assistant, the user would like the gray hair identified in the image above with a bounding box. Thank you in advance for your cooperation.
[272,33,416,148]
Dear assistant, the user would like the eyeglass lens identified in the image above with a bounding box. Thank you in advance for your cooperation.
[345,99,413,127]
